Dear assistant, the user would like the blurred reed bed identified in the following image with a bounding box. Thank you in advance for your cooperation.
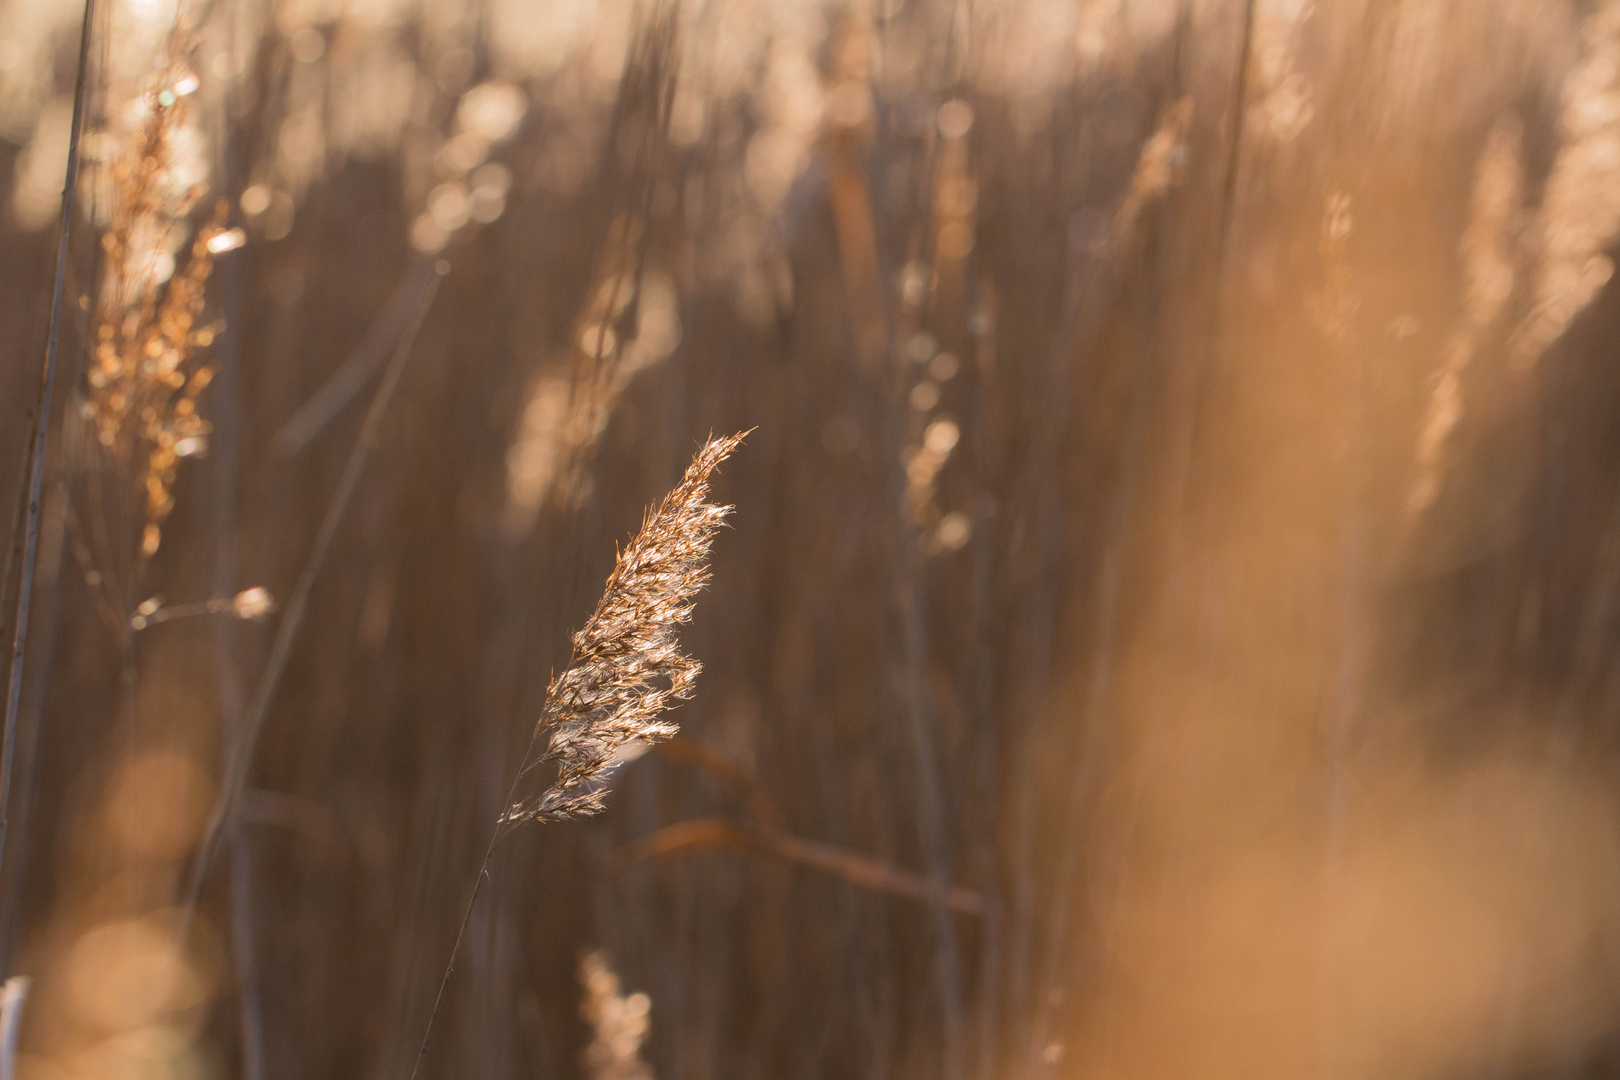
[2,1,1620,1080]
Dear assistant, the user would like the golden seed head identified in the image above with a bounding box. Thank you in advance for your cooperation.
[508,432,748,824]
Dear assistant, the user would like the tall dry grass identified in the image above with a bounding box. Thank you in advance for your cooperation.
[2,1,1620,1080]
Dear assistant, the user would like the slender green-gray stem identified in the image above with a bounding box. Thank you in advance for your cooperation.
[0,0,96,886]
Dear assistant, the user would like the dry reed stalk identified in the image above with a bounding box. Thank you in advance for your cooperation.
[411,433,745,1080]
[579,951,655,1080]
[1010,94,1199,1078]
[823,21,886,368]
[272,258,442,457]
[0,0,95,892]
[508,431,747,822]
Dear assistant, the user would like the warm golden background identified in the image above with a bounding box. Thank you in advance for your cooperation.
[3,0,1620,1078]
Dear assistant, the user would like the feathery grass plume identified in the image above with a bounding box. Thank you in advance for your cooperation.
[1110,96,1193,248]
[1309,189,1357,341]
[1247,0,1314,144]
[579,951,655,1080]
[1409,115,1523,515]
[1459,117,1525,333]
[503,219,689,535]
[506,431,747,823]
[85,28,236,560]
[1509,0,1620,370]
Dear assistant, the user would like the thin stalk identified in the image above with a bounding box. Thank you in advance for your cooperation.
[895,551,967,1078]
[407,779,518,1080]
[1165,0,1255,527]
[215,222,265,1080]
[1022,215,1161,1078]
[0,0,96,879]
[272,258,439,457]
[0,473,70,978]
[412,425,742,1079]
[183,261,446,916]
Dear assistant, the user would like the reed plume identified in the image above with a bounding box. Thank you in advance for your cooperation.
[86,30,240,561]
[579,951,655,1080]
[410,434,744,1080]
[1112,96,1193,245]
[1509,0,1620,370]
[503,217,682,534]
[507,431,747,823]
[1409,114,1523,515]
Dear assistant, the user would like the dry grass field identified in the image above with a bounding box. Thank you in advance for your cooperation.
[4,1,1620,1078]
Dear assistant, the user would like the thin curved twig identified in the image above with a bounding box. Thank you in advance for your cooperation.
[616,817,986,916]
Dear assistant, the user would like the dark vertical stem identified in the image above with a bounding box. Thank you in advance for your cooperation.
[210,21,267,1071]
[1023,216,1168,1080]
[0,472,68,978]
[969,356,1002,1080]
[1168,0,1255,525]
[0,0,96,882]
[895,555,967,1080]
[407,821,503,1080]
[228,843,266,1080]
[1210,0,1256,327]
[214,221,265,1080]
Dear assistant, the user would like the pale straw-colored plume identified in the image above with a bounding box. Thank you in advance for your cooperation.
[579,951,655,1080]
[1509,0,1620,370]
[506,431,747,823]
[1111,96,1193,247]
[1409,114,1524,515]
[1310,188,1357,341]
[1459,117,1525,333]
[503,219,687,535]
[1248,0,1314,143]
[411,434,744,1080]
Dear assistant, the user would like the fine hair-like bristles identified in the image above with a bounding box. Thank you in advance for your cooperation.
[508,431,747,823]
[85,27,235,563]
